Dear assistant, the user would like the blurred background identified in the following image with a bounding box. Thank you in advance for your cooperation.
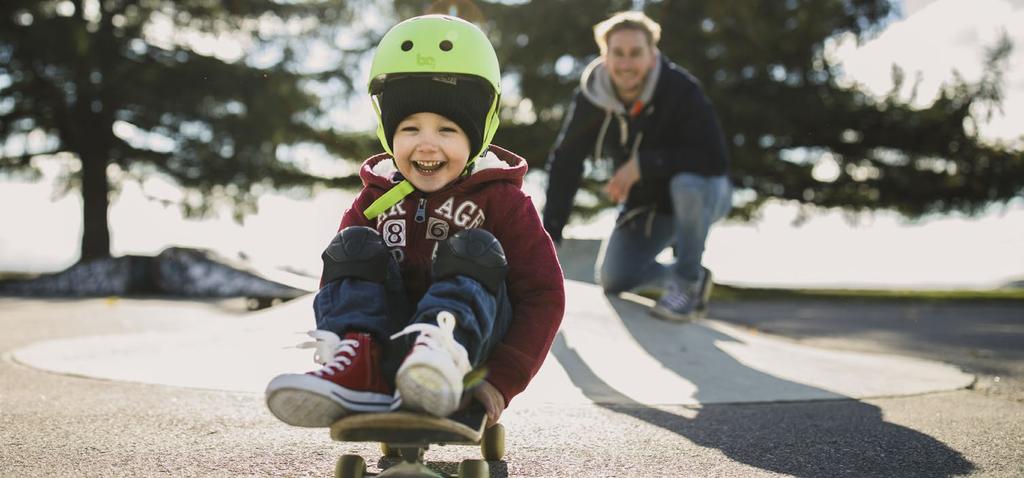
[1,0,1022,290]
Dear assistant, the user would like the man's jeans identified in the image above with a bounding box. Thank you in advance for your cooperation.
[312,248,513,373]
[599,173,732,292]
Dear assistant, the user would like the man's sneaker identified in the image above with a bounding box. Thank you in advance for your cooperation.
[650,267,713,322]
[390,311,471,417]
[265,331,394,427]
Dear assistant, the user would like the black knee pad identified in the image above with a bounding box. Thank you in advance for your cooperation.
[432,229,508,294]
[321,226,389,284]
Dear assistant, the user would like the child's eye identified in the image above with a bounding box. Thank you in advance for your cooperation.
[399,125,419,133]
[439,126,458,133]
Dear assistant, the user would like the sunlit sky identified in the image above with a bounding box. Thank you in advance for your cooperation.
[1,0,1022,289]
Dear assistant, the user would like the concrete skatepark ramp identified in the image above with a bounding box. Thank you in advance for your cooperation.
[10,279,973,408]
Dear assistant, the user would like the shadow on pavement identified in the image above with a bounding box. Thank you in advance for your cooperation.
[548,293,975,477]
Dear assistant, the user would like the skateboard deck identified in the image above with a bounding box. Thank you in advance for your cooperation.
[329,404,504,478]
[331,407,486,445]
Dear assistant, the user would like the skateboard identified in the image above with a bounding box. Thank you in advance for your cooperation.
[329,404,505,478]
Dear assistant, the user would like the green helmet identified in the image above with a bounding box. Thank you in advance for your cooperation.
[368,14,501,159]
[362,14,502,220]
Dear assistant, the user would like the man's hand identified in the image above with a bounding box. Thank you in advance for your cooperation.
[471,380,506,427]
[604,157,641,204]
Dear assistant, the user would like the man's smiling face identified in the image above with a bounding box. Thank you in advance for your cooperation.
[604,28,657,103]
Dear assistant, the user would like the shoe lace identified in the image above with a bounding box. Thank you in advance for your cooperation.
[659,286,692,311]
[298,330,359,377]
[390,311,470,371]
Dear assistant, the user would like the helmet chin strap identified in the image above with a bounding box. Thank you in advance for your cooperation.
[362,153,482,220]
[363,179,415,220]
[362,87,497,221]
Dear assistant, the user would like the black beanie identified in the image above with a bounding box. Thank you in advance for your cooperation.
[379,75,492,158]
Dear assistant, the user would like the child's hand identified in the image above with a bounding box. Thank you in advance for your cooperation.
[472,380,505,427]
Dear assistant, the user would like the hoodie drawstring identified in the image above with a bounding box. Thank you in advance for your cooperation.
[614,205,657,239]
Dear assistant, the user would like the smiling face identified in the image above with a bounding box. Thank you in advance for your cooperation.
[392,112,471,193]
[604,28,657,103]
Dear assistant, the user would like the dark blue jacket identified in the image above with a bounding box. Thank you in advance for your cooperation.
[543,55,729,243]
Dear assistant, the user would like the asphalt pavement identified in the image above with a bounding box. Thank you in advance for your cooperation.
[710,299,1024,403]
[2,279,1023,477]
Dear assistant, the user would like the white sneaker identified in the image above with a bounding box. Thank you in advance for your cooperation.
[390,311,471,417]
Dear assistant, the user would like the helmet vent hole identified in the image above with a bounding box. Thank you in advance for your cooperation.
[439,40,453,51]
[401,40,413,51]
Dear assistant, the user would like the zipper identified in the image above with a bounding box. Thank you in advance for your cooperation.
[414,194,427,223]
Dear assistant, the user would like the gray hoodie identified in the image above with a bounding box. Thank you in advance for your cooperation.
[578,55,663,168]
[580,54,662,113]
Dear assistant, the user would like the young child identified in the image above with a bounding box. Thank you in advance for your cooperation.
[265,15,565,427]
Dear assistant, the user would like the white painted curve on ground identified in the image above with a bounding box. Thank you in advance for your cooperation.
[10,280,974,408]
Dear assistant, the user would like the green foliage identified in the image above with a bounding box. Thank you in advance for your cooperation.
[469,0,1024,221]
[0,0,375,258]
[4,0,1023,260]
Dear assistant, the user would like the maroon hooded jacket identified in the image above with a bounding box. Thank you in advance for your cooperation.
[335,145,566,405]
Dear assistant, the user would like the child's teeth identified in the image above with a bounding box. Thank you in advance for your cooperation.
[416,161,443,171]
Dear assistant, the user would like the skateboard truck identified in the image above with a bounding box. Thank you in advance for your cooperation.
[330,406,505,478]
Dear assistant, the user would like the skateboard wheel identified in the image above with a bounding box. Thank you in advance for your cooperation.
[379,442,400,458]
[480,423,505,461]
[457,459,489,478]
[334,454,366,478]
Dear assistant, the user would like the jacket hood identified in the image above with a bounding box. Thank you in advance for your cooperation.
[580,53,663,113]
[358,144,528,193]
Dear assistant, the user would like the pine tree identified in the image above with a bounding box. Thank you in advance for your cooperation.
[475,0,1024,220]
[0,0,377,260]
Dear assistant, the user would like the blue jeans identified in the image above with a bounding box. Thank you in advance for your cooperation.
[599,173,732,292]
[312,247,513,370]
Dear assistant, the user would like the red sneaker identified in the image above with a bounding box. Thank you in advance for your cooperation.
[266,331,395,427]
